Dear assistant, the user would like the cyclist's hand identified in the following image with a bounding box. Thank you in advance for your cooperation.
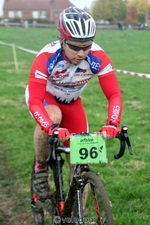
[48,124,59,136]
[48,126,70,141]
[57,128,71,140]
[100,125,120,140]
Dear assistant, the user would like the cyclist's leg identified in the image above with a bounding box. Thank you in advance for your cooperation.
[27,91,63,199]
[30,94,63,222]
[32,104,62,199]
[32,104,62,200]
[34,104,62,165]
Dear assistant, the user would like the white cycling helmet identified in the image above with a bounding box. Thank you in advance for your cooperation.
[58,6,96,42]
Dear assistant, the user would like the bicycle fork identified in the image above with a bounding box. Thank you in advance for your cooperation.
[51,153,65,216]
[74,174,85,225]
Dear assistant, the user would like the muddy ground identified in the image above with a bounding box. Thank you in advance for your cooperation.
[0,153,34,225]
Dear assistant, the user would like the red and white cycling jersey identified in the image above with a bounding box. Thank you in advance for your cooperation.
[26,40,122,133]
[30,41,114,103]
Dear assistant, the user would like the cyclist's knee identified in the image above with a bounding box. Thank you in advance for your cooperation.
[34,105,62,139]
[33,105,62,161]
[45,105,62,125]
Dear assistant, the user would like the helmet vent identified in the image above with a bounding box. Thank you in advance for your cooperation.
[88,21,90,35]
[83,13,90,20]
[66,22,74,34]
[81,19,85,35]
[66,13,74,20]
[74,21,81,35]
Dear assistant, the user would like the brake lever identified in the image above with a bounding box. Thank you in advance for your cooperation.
[47,130,59,162]
[114,125,133,159]
[121,125,133,155]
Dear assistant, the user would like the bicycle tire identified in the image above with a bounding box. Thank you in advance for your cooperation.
[31,195,60,225]
[81,171,114,225]
[63,171,114,225]
[31,203,44,225]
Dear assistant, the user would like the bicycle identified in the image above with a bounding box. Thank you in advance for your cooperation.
[31,125,132,225]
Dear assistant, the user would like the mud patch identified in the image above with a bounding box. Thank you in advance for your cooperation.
[0,153,33,225]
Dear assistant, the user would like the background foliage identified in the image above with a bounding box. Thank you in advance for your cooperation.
[91,0,150,25]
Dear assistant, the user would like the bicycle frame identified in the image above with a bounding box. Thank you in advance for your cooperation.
[48,152,65,216]
[31,126,132,225]
[47,139,92,223]
[46,126,133,223]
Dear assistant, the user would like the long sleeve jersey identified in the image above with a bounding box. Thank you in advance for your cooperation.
[27,40,122,133]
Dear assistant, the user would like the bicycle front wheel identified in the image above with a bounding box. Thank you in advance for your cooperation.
[80,171,114,225]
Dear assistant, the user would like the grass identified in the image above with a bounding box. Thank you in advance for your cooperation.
[0,26,150,224]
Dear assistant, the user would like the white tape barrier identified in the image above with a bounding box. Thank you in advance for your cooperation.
[0,41,38,54]
[114,69,150,79]
[16,45,38,55]
[0,41,150,78]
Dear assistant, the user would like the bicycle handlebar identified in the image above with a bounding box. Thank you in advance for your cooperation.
[114,125,133,159]
[47,125,133,163]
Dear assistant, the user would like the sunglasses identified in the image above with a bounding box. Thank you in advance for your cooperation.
[64,40,92,52]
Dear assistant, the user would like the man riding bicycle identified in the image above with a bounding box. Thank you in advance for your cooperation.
[25,6,122,200]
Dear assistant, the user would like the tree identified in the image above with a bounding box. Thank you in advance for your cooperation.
[91,0,127,23]
[126,0,150,23]
[125,6,138,25]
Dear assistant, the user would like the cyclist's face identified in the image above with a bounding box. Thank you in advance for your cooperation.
[61,39,92,65]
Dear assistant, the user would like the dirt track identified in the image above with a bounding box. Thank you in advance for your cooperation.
[0,153,33,225]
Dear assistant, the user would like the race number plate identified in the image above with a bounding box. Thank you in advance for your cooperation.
[70,135,107,164]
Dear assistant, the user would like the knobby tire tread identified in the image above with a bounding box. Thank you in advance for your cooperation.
[82,171,114,225]
[62,171,114,225]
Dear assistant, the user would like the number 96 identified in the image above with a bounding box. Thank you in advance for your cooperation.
[79,147,98,159]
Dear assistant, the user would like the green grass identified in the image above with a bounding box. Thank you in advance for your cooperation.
[0,26,150,224]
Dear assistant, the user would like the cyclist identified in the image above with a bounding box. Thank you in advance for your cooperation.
[25,6,122,199]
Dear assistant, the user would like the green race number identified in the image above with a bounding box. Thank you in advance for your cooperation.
[70,135,107,164]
